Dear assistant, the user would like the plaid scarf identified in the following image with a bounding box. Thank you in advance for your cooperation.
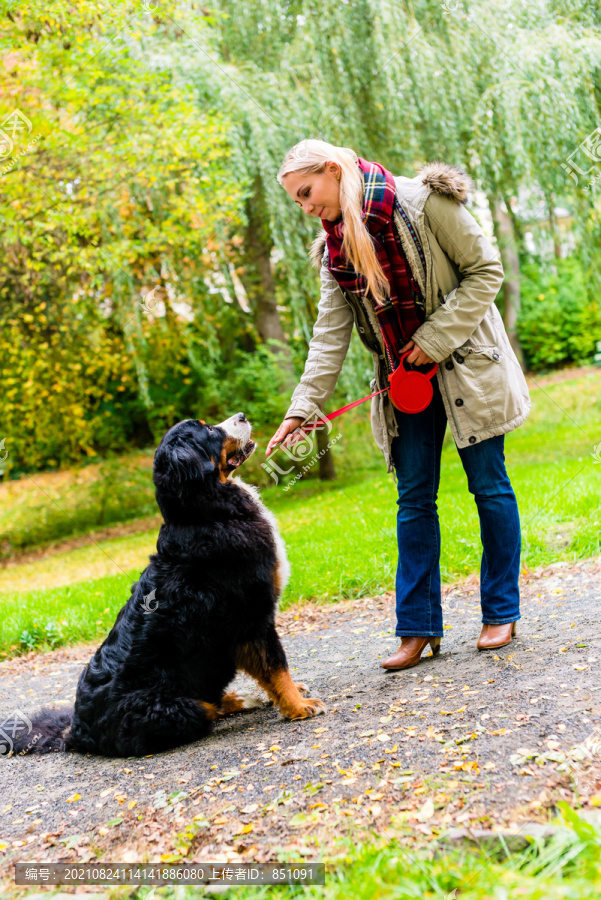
[322,156,426,372]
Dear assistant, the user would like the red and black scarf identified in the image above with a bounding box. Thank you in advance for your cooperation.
[321,156,426,372]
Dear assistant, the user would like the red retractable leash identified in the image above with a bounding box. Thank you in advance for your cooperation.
[300,349,438,431]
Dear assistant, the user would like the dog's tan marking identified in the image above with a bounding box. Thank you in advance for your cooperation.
[218,444,230,483]
[197,701,220,721]
[218,692,247,716]
[236,649,325,720]
[218,438,240,483]
[261,668,325,720]
[273,563,284,597]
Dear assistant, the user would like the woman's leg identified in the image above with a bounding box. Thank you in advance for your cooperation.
[390,374,448,637]
[456,434,522,625]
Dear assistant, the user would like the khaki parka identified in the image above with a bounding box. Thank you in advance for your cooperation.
[284,162,532,473]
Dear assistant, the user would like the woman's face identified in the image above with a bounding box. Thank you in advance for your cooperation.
[282,162,342,221]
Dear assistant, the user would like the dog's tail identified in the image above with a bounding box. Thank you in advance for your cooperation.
[1,706,73,756]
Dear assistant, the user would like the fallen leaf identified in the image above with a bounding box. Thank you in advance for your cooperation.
[417,798,434,820]
[289,812,320,828]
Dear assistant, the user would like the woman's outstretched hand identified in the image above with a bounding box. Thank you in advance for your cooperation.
[399,339,435,366]
[266,416,306,458]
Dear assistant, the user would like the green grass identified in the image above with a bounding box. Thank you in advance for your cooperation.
[212,804,601,899]
[0,570,137,656]
[0,370,599,659]
[77,802,601,899]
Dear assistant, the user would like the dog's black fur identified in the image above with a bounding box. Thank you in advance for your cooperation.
[7,415,323,758]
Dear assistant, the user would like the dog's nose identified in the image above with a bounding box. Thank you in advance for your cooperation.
[236,413,247,423]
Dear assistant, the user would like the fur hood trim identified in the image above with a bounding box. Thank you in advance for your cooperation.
[308,161,475,269]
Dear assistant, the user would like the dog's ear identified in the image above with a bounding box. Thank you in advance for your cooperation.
[153,442,216,497]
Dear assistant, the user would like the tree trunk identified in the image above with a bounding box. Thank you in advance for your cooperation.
[490,195,526,370]
[316,423,337,480]
[240,173,337,481]
[240,173,295,375]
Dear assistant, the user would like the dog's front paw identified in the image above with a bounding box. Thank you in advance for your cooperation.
[294,682,309,696]
[283,697,326,720]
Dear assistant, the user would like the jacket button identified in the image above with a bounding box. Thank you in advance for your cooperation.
[492,352,499,360]
[468,435,477,443]
[445,361,454,370]
[455,398,463,406]
[454,353,464,363]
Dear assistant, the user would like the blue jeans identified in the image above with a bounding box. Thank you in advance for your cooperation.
[390,371,522,637]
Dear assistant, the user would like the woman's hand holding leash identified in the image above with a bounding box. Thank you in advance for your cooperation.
[266,417,306,457]
[399,339,435,366]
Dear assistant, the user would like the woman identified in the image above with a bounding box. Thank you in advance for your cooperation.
[266,139,531,671]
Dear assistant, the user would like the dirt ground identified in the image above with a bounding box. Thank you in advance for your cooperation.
[1,554,601,895]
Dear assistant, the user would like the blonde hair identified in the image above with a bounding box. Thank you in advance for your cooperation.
[277,139,391,305]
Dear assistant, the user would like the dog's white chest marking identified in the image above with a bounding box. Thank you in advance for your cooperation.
[232,477,291,601]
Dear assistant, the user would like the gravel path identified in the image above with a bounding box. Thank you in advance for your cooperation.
[1,555,601,887]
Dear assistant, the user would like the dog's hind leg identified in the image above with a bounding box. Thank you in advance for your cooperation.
[218,689,270,717]
[236,630,325,721]
[112,693,219,756]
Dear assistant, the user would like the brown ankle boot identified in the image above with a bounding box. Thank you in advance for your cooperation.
[477,622,517,650]
[381,636,442,670]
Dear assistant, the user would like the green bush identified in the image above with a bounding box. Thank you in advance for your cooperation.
[517,255,601,371]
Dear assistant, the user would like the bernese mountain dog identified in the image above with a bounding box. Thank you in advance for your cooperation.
[6,413,324,758]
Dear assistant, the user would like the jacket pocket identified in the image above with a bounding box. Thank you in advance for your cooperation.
[452,343,524,432]
[455,344,501,363]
